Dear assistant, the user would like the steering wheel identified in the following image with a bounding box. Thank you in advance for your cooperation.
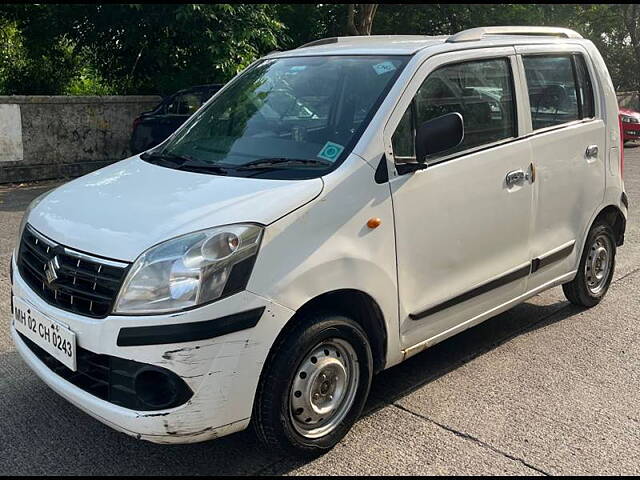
[267,89,300,120]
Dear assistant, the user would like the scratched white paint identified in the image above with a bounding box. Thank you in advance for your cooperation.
[0,104,23,162]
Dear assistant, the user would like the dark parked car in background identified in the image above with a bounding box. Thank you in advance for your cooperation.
[129,84,223,154]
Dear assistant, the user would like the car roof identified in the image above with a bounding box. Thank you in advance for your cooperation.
[267,27,588,58]
[278,35,449,56]
[269,35,447,57]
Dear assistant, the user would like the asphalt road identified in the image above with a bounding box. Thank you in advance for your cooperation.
[1,148,640,475]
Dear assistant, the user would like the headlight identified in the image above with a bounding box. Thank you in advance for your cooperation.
[114,224,263,314]
[621,114,640,124]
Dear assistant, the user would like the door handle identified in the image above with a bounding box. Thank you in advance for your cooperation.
[585,145,599,159]
[505,169,526,187]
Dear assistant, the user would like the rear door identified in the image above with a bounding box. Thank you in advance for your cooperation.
[516,45,606,291]
[385,48,535,349]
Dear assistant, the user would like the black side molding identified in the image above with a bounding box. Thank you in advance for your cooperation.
[117,307,265,347]
[410,242,575,321]
[531,242,574,273]
[409,264,530,321]
[621,192,629,210]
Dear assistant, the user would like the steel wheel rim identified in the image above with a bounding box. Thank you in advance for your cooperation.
[585,233,613,295]
[289,338,360,439]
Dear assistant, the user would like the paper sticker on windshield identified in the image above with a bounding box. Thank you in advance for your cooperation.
[317,142,345,162]
[372,61,397,75]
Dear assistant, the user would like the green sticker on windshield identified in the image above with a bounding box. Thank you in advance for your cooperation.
[317,142,345,162]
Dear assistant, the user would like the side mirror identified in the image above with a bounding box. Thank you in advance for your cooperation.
[415,112,464,163]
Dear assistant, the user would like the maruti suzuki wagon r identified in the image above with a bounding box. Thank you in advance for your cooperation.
[10,27,627,455]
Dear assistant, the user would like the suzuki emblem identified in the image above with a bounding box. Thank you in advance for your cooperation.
[45,256,60,285]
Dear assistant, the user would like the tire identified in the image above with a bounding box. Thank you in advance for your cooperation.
[563,221,616,307]
[253,312,373,456]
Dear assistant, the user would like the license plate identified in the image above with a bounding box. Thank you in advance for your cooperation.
[13,296,77,371]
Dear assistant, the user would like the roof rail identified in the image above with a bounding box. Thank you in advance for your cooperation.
[297,38,339,49]
[447,26,582,43]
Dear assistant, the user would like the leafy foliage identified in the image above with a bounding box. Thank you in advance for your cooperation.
[576,4,640,91]
[0,4,284,95]
[0,13,79,95]
[0,4,639,95]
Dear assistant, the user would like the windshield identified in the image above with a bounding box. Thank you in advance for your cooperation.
[145,55,408,179]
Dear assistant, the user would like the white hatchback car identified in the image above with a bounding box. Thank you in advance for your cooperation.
[10,27,627,455]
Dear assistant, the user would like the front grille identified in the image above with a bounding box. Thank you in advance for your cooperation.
[17,225,129,318]
[18,333,193,411]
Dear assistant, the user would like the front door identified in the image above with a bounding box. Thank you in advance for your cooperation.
[385,49,535,349]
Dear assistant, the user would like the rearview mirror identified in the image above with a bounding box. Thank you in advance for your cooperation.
[415,112,464,163]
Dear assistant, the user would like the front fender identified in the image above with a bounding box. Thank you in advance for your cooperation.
[247,155,402,368]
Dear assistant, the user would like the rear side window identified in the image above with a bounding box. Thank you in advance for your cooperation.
[392,58,517,162]
[523,55,596,130]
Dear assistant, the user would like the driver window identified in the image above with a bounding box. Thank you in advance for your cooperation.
[391,58,516,162]
[522,55,580,130]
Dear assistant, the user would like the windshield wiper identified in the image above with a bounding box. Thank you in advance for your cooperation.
[236,158,333,171]
[140,151,191,165]
[140,151,230,175]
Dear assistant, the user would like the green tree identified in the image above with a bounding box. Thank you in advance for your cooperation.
[576,4,640,91]
[2,4,640,95]
[274,4,349,49]
[372,4,577,36]
[0,7,81,95]
[69,4,284,94]
[0,4,284,95]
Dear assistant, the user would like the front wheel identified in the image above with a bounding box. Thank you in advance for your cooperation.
[563,221,616,307]
[253,312,373,456]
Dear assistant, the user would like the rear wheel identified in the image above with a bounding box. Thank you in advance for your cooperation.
[253,312,373,456]
[563,221,616,307]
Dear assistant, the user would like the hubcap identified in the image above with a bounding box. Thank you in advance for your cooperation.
[289,338,359,439]
[585,233,613,295]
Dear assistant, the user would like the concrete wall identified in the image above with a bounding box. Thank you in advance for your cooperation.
[0,95,161,184]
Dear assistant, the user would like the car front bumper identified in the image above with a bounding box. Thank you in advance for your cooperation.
[10,255,295,444]
[622,122,640,141]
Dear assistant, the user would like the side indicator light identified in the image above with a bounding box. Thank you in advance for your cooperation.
[367,218,382,229]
